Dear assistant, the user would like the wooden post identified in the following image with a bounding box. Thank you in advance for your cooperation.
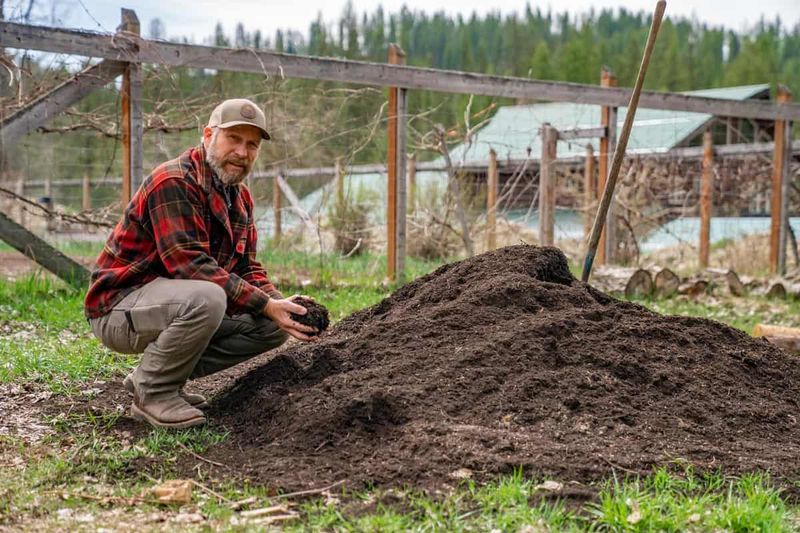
[539,124,557,246]
[120,8,142,206]
[273,175,282,245]
[597,68,618,264]
[487,148,498,251]
[387,43,406,282]
[407,153,416,215]
[699,130,714,268]
[82,170,91,211]
[334,156,344,210]
[583,143,595,237]
[770,85,792,274]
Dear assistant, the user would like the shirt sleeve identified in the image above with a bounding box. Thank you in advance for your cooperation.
[146,177,272,314]
[232,206,283,300]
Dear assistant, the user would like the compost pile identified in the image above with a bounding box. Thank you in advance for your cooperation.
[209,245,800,490]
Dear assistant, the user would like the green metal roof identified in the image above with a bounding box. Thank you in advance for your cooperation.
[444,84,770,164]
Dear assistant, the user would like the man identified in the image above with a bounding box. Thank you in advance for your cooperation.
[85,98,317,429]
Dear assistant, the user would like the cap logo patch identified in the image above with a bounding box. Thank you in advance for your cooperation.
[240,104,257,119]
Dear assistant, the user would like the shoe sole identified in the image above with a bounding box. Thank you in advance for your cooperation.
[131,403,207,429]
[124,375,209,409]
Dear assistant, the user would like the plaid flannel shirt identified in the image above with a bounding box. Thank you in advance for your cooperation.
[84,145,278,319]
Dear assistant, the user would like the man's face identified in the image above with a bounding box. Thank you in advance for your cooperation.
[204,124,262,185]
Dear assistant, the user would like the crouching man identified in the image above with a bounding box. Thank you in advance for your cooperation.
[84,98,317,429]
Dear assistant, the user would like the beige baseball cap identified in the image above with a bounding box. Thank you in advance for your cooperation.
[207,98,270,140]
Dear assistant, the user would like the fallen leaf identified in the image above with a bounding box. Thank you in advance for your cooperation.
[534,480,563,492]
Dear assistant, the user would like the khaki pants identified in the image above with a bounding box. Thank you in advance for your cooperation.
[89,277,287,401]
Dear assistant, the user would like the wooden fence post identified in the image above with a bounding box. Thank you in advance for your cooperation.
[487,148,498,251]
[539,124,557,246]
[699,129,714,268]
[120,8,142,206]
[583,143,595,237]
[82,170,91,212]
[273,175,282,245]
[387,43,406,282]
[598,67,618,264]
[334,156,344,210]
[407,153,416,215]
[770,85,792,275]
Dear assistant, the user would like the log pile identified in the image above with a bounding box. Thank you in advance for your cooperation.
[591,266,799,300]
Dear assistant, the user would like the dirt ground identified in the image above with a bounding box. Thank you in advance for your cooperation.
[14,245,800,495]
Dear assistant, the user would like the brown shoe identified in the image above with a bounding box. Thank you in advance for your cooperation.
[131,393,206,429]
[124,373,209,409]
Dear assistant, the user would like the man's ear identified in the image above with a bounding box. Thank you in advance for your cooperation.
[202,127,214,142]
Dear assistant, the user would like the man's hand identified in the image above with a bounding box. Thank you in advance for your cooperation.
[264,296,319,341]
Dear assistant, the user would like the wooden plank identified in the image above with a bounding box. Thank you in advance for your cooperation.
[779,102,794,275]
[770,86,792,274]
[334,157,344,210]
[4,21,800,121]
[487,148,498,251]
[0,59,125,147]
[558,126,606,140]
[699,130,713,268]
[0,211,89,285]
[539,124,557,246]
[272,175,281,245]
[583,143,595,237]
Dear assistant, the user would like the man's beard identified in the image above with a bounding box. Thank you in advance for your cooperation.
[205,131,253,185]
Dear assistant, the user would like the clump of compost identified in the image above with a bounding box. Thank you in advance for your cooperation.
[203,245,800,492]
[291,297,330,336]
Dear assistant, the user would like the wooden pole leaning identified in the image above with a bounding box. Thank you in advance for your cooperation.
[582,0,666,282]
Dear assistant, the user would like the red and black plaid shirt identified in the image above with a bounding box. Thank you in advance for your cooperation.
[84,145,278,319]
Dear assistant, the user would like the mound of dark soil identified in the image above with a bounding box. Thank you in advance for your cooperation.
[291,297,330,336]
[207,245,800,491]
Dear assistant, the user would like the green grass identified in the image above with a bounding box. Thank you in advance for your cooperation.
[3,251,800,530]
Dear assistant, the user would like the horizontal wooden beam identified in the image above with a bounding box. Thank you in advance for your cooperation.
[3,21,800,121]
[558,126,607,140]
[0,58,126,147]
[0,211,90,286]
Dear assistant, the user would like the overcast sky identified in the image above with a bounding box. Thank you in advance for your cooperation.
[5,0,800,42]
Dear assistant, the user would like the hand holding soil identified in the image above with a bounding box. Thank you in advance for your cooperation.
[264,296,320,341]
[289,296,330,337]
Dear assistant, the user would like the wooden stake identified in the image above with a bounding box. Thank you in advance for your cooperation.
[82,170,91,211]
[582,0,666,282]
[583,143,595,237]
[539,124,557,246]
[386,44,405,282]
[770,85,792,275]
[487,148,498,251]
[699,130,713,268]
[597,67,618,264]
[407,153,416,215]
[273,175,282,245]
[334,157,344,211]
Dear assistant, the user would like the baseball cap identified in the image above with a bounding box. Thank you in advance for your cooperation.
[207,98,270,140]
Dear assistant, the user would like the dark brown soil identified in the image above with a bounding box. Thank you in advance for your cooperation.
[201,245,800,491]
[291,297,330,336]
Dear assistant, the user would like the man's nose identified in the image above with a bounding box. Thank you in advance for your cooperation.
[234,143,248,158]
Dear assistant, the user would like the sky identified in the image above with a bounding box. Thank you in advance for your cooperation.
[4,0,799,43]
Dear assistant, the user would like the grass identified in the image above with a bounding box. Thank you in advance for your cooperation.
[2,250,800,530]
